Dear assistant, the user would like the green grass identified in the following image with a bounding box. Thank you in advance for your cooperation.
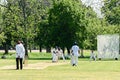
[0,52,120,80]
[0,52,51,67]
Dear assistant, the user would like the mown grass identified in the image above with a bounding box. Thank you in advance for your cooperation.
[0,61,120,80]
[0,51,120,80]
[0,52,52,67]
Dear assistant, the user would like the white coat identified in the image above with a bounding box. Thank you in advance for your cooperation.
[15,43,25,58]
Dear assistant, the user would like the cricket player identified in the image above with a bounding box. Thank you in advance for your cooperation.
[58,47,65,61]
[71,42,80,66]
[52,46,59,62]
[90,50,96,61]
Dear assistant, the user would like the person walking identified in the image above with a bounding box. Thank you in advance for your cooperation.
[15,40,25,70]
[71,42,80,66]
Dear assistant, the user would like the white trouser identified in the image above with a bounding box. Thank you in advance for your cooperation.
[71,55,78,65]
[52,54,58,62]
[61,54,65,61]
[90,55,96,61]
[59,54,65,61]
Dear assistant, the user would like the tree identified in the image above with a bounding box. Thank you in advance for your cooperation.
[84,0,120,51]
[103,0,120,49]
[48,0,88,56]
[103,0,120,25]
[34,0,52,53]
[1,0,16,54]
[102,0,120,42]
[0,32,6,45]
[36,20,50,52]
[84,7,101,50]
[1,0,45,55]
[0,6,6,45]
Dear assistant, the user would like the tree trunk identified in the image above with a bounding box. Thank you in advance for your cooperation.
[4,43,9,54]
[21,0,28,57]
[80,49,84,58]
[39,45,42,52]
[24,38,28,58]
[29,44,32,53]
[46,46,51,53]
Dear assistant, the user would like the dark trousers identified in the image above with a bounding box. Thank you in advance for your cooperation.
[16,58,23,70]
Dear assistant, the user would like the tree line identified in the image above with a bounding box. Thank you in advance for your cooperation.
[0,0,119,57]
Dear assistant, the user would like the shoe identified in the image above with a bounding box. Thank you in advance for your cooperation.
[72,64,75,66]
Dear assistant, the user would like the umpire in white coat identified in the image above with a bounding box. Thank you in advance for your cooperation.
[15,40,25,70]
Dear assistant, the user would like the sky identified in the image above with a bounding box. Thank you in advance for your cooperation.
[0,0,7,5]
[81,0,104,18]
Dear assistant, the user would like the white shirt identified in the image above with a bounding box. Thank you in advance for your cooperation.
[71,45,80,56]
[15,43,25,58]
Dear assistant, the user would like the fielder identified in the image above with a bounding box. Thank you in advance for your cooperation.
[58,47,65,61]
[52,47,59,62]
[90,50,96,61]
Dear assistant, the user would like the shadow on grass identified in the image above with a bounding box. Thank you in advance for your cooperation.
[28,56,119,61]
[28,56,90,61]
[78,56,120,61]
[28,58,52,60]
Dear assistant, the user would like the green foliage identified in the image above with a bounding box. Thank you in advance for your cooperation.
[0,32,6,45]
[1,0,119,52]
[35,20,49,47]
[0,6,6,45]
[80,7,101,50]
[34,0,51,49]
[103,0,120,25]
[85,0,120,50]
[1,0,51,53]
[101,0,120,36]
[49,0,87,49]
